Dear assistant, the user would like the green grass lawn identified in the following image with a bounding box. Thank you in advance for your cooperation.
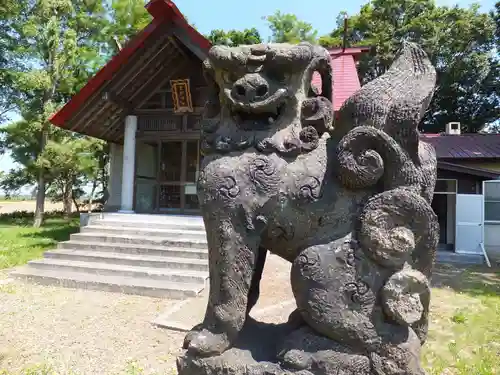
[422,265,500,374]
[0,213,79,269]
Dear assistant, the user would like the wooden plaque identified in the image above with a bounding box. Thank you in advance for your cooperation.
[170,78,194,113]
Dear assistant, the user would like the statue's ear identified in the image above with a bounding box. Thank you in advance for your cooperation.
[298,45,335,134]
[202,59,221,119]
[302,45,333,102]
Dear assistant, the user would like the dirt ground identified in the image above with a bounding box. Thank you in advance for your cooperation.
[0,255,292,375]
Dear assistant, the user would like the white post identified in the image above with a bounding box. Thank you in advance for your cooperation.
[119,115,137,213]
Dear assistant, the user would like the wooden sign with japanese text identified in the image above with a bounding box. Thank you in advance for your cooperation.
[170,78,193,113]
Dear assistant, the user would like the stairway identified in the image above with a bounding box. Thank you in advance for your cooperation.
[11,213,209,299]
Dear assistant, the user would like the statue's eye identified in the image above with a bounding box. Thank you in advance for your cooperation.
[221,71,238,84]
[267,69,289,83]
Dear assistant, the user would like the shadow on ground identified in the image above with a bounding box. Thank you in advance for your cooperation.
[0,211,79,247]
[431,263,500,297]
[0,210,78,225]
[22,223,80,243]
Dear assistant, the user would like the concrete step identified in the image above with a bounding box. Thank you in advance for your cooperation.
[26,258,208,284]
[58,241,208,259]
[10,267,203,299]
[70,232,207,248]
[43,249,209,272]
[93,219,205,232]
[81,225,207,240]
[436,251,485,265]
[101,213,204,226]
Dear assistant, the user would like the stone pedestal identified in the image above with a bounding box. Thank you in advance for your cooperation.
[177,319,374,375]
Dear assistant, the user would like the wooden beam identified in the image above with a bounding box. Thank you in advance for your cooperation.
[180,140,187,211]
[119,48,181,103]
[136,131,201,141]
[135,107,204,115]
[97,106,124,139]
[72,43,174,136]
[172,27,208,61]
[115,38,174,97]
[70,99,111,132]
[65,25,170,130]
[103,91,134,113]
[104,118,124,140]
[108,24,172,93]
[68,88,109,131]
[129,52,184,108]
[100,116,123,140]
[156,140,161,212]
[168,36,191,61]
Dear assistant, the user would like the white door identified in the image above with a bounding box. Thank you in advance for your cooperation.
[455,194,483,254]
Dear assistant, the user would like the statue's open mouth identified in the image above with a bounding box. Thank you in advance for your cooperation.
[230,103,286,130]
[226,87,289,130]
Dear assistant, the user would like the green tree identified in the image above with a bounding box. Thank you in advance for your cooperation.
[207,28,263,46]
[102,0,151,54]
[492,1,499,51]
[0,120,108,218]
[0,0,24,122]
[264,11,318,44]
[0,119,40,193]
[320,0,499,133]
[3,0,107,226]
[40,136,105,218]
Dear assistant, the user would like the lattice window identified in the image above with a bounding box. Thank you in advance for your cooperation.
[138,115,182,132]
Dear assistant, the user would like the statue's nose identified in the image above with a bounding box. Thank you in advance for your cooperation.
[232,74,269,102]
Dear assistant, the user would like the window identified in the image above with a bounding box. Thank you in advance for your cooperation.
[484,180,500,222]
[434,179,457,194]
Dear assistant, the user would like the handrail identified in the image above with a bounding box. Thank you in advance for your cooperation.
[480,242,492,268]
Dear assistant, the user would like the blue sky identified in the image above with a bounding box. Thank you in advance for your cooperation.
[0,0,496,174]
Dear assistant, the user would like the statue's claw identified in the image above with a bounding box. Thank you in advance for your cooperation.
[183,323,204,349]
[186,329,231,357]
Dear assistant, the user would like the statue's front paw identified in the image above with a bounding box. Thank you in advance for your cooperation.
[183,323,204,349]
[186,329,231,357]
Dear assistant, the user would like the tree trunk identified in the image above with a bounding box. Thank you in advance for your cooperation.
[88,180,97,214]
[72,191,80,215]
[33,173,45,228]
[33,126,48,228]
[63,181,73,220]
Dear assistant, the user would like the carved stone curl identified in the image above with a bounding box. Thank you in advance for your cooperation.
[176,41,439,375]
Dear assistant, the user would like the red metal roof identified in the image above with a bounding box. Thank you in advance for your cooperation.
[311,48,368,111]
[328,46,371,56]
[421,133,500,159]
[50,0,210,127]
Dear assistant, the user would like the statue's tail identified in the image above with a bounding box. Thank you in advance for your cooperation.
[357,188,439,343]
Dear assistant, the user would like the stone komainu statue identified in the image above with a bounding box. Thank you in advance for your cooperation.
[177,41,439,375]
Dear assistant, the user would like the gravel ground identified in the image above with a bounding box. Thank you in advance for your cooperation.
[0,271,184,375]
[0,255,293,375]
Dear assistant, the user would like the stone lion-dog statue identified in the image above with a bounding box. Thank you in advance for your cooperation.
[177,41,439,375]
